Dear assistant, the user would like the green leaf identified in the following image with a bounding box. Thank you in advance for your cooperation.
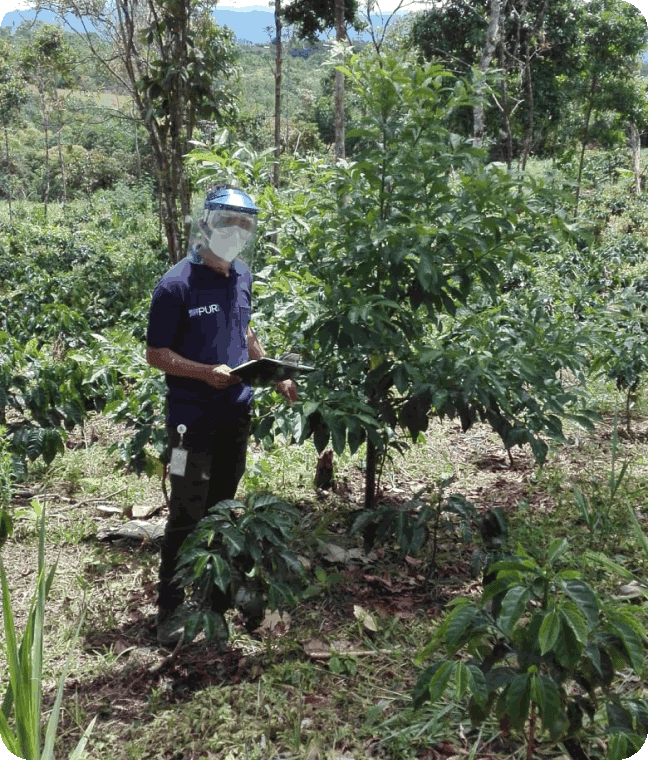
[560,601,589,646]
[606,733,629,760]
[427,660,455,702]
[505,673,531,730]
[553,616,583,669]
[0,510,13,551]
[443,602,478,651]
[606,702,633,732]
[497,586,530,635]
[210,555,231,595]
[466,661,488,706]
[330,417,346,455]
[561,579,599,628]
[546,537,570,567]
[538,610,561,655]
[582,550,636,582]
[609,621,645,674]
[536,675,564,739]
[482,575,517,605]
[455,660,470,700]
[627,505,648,559]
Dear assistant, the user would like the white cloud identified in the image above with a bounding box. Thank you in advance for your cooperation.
[7,2,36,13]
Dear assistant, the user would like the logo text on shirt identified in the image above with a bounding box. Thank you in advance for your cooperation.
[189,304,220,317]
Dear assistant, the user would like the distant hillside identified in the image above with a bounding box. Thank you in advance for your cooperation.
[1,5,406,44]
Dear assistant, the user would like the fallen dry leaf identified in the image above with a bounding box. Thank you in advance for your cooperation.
[303,638,332,659]
[259,610,291,636]
[353,604,379,632]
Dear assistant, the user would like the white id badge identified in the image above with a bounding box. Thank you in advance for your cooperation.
[169,447,188,477]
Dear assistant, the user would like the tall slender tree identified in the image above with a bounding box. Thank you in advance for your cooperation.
[19,24,74,215]
[37,0,238,263]
[0,40,26,222]
[281,0,361,160]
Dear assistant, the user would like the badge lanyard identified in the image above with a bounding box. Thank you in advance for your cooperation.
[169,424,188,477]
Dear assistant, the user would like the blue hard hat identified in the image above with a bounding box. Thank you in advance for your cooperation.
[205,186,258,215]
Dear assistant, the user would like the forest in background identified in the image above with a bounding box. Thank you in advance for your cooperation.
[2,1,648,759]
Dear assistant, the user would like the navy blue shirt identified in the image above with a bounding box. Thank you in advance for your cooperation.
[146,258,254,429]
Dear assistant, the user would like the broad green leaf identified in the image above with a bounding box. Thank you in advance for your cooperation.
[455,660,470,700]
[466,662,488,706]
[443,602,478,651]
[606,733,628,760]
[427,660,455,702]
[330,417,346,455]
[505,673,531,730]
[559,601,589,646]
[606,702,633,732]
[497,586,530,635]
[221,527,246,557]
[561,579,599,628]
[485,666,516,692]
[530,673,543,712]
[538,610,561,655]
[0,510,13,551]
[609,621,645,675]
[553,617,583,669]
[210,555,231,595]
[546,537,570,567]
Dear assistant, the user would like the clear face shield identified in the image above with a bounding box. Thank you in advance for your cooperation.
[187,186,259,267]
[199,209,258,263]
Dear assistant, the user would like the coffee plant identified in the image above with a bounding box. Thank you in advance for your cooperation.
[414,539,648,760]
[173,493,305,643]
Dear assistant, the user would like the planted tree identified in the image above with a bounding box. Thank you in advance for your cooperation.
[18,24,75,213]
[0,40,26,220]
[564,0,648,213]
[281,0,362,160]
[240,52,590,507]
[39,0,238,262]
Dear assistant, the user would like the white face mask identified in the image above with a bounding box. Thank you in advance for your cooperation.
[199,210,257,263]
[208,224,251,262]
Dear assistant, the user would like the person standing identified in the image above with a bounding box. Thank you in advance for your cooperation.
[146,185,297,647]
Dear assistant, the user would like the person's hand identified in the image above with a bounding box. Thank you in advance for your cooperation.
[206,364,241,389]
[276,379,298,403]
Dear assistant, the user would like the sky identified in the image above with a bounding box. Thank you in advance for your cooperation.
[1,0,428,26]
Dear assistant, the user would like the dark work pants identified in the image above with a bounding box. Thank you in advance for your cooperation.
[158,415,251,612]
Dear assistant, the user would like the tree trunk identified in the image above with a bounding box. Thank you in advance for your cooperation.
[629,121,642,195]
[55,99,67,205]
[40,89,50,218]
[134,114,141,182]
[520,43,534,171]
[520,0,549,170]
[365,436,377,509]
[473,0,501,149]
[498,38,513,169]
[273,0,282,189]
[2,118,13,224]
[574,75,598,216]
[334,0,346,161]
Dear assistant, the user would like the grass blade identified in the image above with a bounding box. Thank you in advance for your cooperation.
[0,554,34,758]
[68,715,97,760]
[41,608,88,760]
[627,505,648,558]
[0,704,21,757]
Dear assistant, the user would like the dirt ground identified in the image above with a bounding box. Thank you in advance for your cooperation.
[2,413,647,758]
